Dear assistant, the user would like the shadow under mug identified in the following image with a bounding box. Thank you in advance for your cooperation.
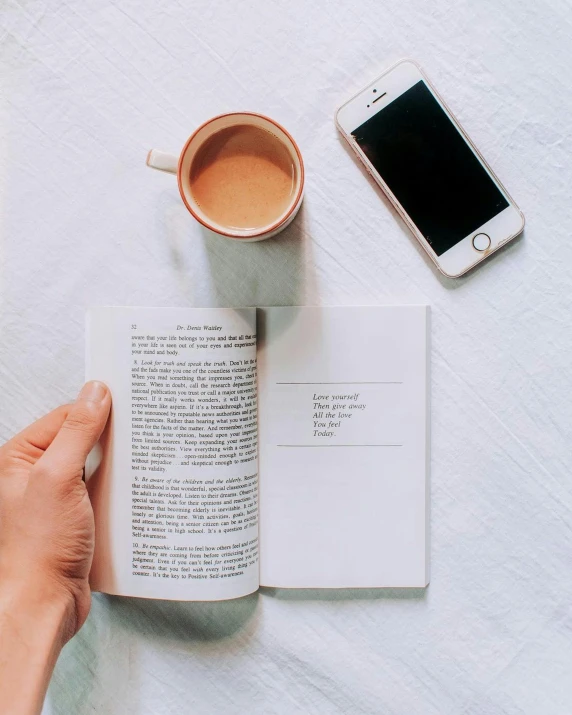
[147,112,305,241]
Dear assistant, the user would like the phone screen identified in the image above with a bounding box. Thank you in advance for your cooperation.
[352,80,509,256]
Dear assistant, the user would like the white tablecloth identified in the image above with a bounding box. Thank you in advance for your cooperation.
[1,1,572,713]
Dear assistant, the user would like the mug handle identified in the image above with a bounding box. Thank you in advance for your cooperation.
[146,149,178,174]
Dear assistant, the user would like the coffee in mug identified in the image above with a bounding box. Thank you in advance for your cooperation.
[147,113,304,241]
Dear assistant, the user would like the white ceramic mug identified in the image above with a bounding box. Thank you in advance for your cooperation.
[147,112,304,241]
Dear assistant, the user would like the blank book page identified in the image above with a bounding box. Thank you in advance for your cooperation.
[257,306,429,588]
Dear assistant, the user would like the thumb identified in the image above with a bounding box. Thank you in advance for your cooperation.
[36,381,111,482]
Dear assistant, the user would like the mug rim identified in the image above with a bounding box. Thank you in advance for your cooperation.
[176,112,305,239]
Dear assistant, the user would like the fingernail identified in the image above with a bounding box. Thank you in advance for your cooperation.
[77,381,108,403]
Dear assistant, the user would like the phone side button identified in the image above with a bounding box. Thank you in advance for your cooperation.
[472,233,491,251]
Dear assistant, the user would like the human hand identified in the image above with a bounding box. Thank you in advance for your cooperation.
[0,381,111,642]
[0,381,111,714]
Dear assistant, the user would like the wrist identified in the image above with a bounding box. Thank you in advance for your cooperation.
[0,580,69,646]
[0,581,69,715]
[0,570,73,648]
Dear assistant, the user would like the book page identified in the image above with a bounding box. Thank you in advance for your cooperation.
[86,307,259,601]
[257,306,429,588]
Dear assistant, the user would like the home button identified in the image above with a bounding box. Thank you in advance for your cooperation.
[472,233,491,251]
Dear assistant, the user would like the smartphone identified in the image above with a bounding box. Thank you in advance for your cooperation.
[335,60,524,277]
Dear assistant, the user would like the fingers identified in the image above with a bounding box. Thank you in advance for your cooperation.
[35,381,111,483]
[2,405,70,460]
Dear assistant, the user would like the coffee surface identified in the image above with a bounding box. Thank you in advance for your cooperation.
[190,125,296,231]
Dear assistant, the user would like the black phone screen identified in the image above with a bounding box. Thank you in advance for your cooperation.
[352,80,509,256]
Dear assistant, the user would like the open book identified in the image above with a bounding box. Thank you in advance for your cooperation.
[86,306,429,601]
